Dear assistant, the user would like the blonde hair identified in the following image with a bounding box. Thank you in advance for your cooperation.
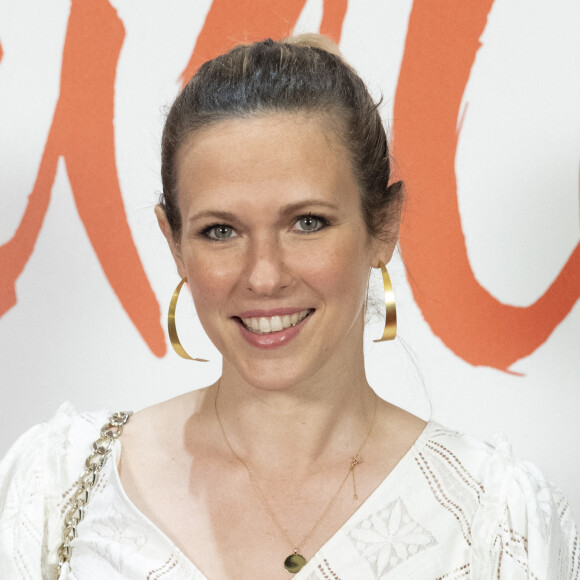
[283,32,343,58]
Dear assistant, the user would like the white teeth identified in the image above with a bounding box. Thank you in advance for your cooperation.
[240,309,310,334]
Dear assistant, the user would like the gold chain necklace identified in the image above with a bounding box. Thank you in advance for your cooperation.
[214,380,377,574]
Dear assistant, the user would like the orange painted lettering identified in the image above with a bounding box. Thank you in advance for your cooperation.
[393,0,580,370]
[0,0,165,356]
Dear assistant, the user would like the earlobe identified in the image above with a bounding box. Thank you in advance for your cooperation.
[372,237,398,269]
[154,205,186,278]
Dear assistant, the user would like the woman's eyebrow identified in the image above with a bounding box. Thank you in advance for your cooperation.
[188,201,340,223]
[280,200,340,215]
[188,210,238,223]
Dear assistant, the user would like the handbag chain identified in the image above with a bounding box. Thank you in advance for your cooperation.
[56,411,132,577]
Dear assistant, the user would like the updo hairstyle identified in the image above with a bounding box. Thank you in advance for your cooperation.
[160,34,403,242]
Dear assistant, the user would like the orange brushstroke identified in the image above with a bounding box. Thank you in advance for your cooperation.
[0,0,166,356]
[181,0,348,85]
[180,0,306,85]
[393,0,580,370]
[320,0,348,43]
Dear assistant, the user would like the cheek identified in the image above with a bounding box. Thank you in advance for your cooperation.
[297,241,370,304]
[182,251,240,313]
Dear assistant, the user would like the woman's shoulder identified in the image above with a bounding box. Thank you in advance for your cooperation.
[0,402,114,479]
[119,388,210,451]
[416,420,575,528]
[0,403,120,480]
[0,403,124,578]
[415,421,502,476]
[415,421,579,577]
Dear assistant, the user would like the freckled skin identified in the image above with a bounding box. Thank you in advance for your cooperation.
[158,113,391,394]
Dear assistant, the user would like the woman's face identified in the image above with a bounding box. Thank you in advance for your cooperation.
[157,113,394,391]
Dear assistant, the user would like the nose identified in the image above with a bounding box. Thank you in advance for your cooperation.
[245,239,291,295]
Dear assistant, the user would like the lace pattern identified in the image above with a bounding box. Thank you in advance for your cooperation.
[0,405,578,579]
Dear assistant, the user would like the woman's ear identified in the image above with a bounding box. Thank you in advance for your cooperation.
[372,196,402,266]
[155,205,186,279]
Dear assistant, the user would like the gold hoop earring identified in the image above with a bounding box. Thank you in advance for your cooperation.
[168,278,209,361]
[373,261,397,342]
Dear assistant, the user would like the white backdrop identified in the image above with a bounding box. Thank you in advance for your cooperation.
[1,0,579,520]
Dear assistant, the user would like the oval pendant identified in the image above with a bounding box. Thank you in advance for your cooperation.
[284,553,307,573]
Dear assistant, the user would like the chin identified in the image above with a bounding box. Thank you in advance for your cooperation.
[228,354,323,393]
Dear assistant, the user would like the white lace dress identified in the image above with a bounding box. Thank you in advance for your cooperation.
[0,403,578,579]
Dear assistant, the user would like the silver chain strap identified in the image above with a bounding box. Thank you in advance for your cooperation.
[56,411,131,577]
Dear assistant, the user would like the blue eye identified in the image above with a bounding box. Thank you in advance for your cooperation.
[204,225,236,240]
[295,215,328,233]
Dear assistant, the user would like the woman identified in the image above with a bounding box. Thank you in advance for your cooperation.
[0,35,577,579]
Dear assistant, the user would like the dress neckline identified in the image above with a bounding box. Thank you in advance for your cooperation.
[108,420,435,579]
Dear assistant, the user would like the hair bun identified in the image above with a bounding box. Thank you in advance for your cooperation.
[282,33,343,58]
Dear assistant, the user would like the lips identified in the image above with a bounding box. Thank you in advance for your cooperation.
[233,308,313,349]
[239,309,311,334]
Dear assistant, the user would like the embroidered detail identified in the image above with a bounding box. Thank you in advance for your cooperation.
[147,554,180,580]
[59,481,77,514]
[348,497,437,576]
[569,532,579,580]
[426,425,461,440]
[426,441,485,500]
[435,563,470,579]
[554,487,580,579]
[84,502,148,573]
[415,446,482,546]
[316,558,342,579]
[491,521,538,580]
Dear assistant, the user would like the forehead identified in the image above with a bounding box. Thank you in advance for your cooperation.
[175,112,359,214]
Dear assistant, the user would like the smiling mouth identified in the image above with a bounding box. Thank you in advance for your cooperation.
[237,309,313,334]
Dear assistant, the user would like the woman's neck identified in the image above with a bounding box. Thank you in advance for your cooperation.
[208,363,377,478]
